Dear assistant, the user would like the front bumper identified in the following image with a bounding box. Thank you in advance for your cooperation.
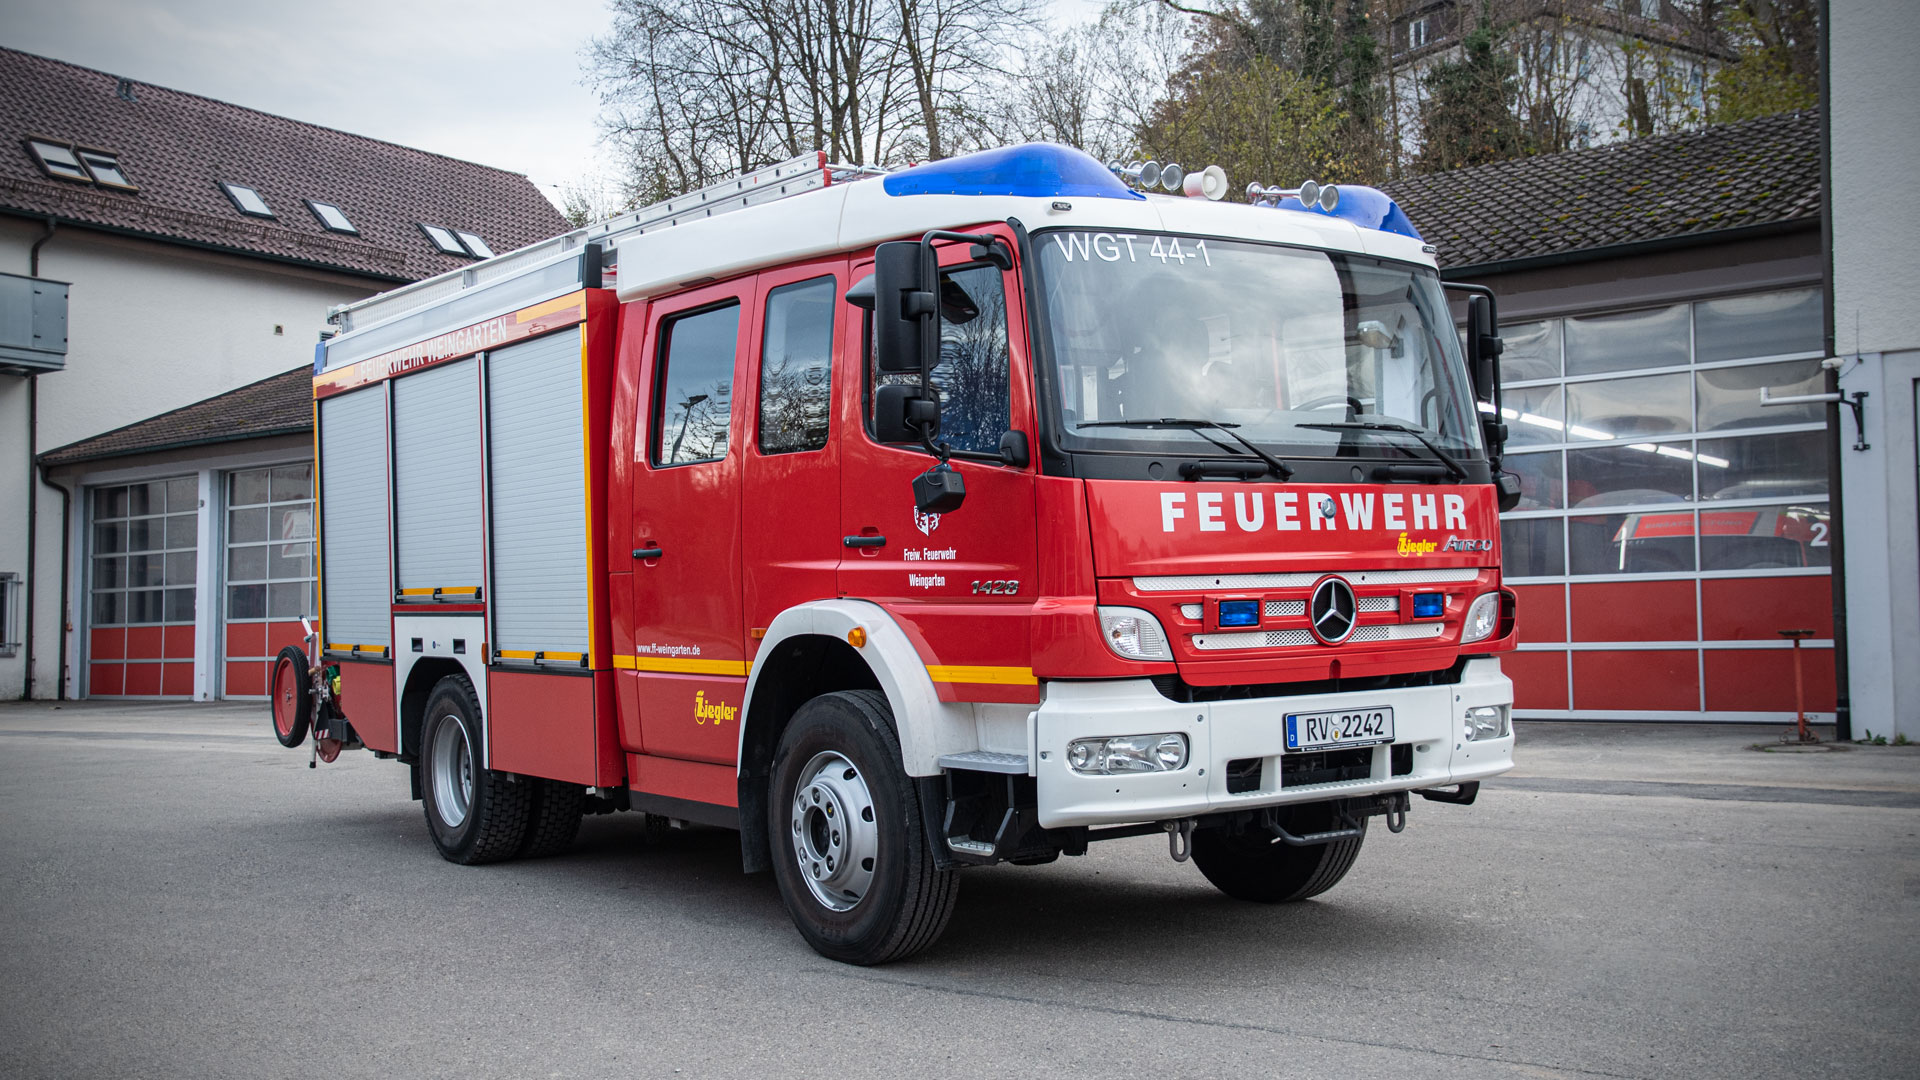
[1033,657,1514,829]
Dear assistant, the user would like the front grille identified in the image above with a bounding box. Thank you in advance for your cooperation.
[1281,748,1373,787]
[1357,596,1399,613]
[1190,622,1444,651]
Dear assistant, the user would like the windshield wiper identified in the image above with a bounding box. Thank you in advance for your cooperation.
[1296,420,1467,481]
[1075,417,1295,479]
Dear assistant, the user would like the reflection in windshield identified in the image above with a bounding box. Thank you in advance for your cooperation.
[1036,230,1484,458]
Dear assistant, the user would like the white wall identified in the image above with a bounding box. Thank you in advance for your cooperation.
[1831,0,1920,739]
[0,215,380,698]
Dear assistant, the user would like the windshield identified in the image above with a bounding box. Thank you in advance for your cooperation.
[1036,230,1484,460]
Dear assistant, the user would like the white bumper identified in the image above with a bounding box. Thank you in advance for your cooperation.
[1034,657,1515,829]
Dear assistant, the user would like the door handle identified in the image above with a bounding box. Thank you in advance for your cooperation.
[842,535,887,549]
[632,546,663,559]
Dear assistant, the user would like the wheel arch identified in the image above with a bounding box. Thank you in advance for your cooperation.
[735,599,970,872]
[400,657,469,771]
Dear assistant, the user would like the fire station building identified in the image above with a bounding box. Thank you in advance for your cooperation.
[0,47,567,702]
[1386,110,1835,723]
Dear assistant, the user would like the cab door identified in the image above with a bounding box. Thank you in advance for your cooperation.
[743,259,848,638]
[628,280,752,763]
[838,229,1040,703]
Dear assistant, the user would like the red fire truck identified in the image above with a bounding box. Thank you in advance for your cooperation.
[273,144,1521,964]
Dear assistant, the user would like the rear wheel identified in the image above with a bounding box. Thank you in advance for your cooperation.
[1190,802,1367,903]
[419,675,530,865]
[768,690,957,965]
[269,646,310,749]
[519,779,585,858]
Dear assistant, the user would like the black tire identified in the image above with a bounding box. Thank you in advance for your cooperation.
[518,779,585,858]
[768,690,958,965]
[419,674,531,865]
[1190,802,1367,903]
[269,646,311,749]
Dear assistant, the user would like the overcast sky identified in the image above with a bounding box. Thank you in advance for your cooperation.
[2,0,1106,211]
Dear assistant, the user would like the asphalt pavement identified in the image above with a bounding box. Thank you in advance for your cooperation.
[1,700,1915,1080]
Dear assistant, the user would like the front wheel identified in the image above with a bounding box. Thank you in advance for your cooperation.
[768,690,958,965]
[1190,802,1367,903]
[419,674,530,865]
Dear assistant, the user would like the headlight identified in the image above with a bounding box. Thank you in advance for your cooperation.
[1460,592,1500,643]
[1097,606,1172,661]
[1463,705,1509,740]
[1067,733,1189,774]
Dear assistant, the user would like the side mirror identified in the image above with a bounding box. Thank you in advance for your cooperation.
[998,430,1030,469]
[1465,293,1508,455]
[1465,294,1502,401]
[873,241,936,374]
[1495,471,1523,513]
[875,383,939,444]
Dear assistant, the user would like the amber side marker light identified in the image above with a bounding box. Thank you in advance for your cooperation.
[847,627,867,648]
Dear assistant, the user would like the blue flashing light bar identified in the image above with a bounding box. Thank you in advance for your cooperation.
[1275,184,1422,240]
[1412,593,1445,619]
[883,143,1145,201]
[1218,600,1260,627]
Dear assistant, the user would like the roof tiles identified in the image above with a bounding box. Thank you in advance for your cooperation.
[39,365,313,467]
[1381,110,1820,269]
[0,47,568,281]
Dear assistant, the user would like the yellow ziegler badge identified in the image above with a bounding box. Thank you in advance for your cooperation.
[694,690,738,725]
[1396,532,1438,557]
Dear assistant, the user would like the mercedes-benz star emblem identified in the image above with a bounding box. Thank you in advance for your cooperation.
[1309,576,1358,645]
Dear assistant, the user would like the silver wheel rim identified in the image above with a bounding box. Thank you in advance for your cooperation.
[428,712,473,829]
[789,750,878,912]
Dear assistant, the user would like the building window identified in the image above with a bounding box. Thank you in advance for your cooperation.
[306,200,357,234]
[417,223,469,256]
[220,182,275,218]
[26,138,91,182]
[1408,15,1431,50]
[76,149,137,190]
[0,572,19,657]
[222,465,315,698]
[453,230,495,258]
[88,477,198,697]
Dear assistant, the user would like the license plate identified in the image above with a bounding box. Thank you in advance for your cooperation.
[1285,707,1395,751]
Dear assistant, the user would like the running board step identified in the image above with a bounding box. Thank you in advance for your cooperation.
[937,751,1029,774]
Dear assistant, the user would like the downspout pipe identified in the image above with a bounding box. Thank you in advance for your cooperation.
[22,217,54,700]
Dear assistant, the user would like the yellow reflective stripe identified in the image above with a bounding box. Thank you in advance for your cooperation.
[325,643,388,656]
[496,650,587,663]
[397,586,480,597]
[613,655,751,676]
[926,664,1038,686]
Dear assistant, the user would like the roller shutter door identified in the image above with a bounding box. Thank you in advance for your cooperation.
[487,329,590,656]
[393,358,484,595]
[318,387,391,652]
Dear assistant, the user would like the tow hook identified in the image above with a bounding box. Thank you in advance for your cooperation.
[1385,791,1409,833]
[1164,818,1195,862]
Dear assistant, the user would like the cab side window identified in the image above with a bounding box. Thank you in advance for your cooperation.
[872,262,1011,455]
[757,277,835,454]
[653,302,740,467]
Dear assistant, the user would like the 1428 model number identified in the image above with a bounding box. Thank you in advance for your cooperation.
[970,579,1020,595]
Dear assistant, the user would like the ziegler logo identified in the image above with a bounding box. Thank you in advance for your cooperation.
[1396,532,1438,557]
[693,691,738,726]
[914,508,941,536]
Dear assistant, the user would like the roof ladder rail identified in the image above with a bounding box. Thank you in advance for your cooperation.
[327,151,882,337]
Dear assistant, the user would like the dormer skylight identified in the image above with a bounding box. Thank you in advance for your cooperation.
[77,149,137,190]
[220,182,274,218]
[417,223,468,256]
[27,138,136,191]
[453,230,494,259]
[26,138,91,182]
[306,200,357,234]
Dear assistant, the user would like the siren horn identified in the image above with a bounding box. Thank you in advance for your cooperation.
[1183,165,1229,201]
